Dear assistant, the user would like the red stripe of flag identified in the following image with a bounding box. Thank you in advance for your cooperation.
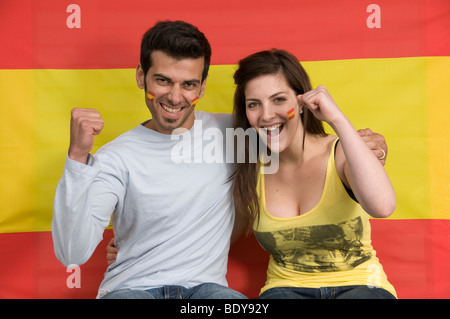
[1,220,449,298]
[1,0,448,69]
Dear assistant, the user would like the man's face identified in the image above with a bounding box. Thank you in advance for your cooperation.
[136,50,207,134]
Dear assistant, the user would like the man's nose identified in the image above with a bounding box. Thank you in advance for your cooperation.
[167,84,183,105]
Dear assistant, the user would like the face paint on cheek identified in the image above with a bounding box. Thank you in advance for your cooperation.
[190,96,199,107]
[147,91,155,102]
[287,107,295,120]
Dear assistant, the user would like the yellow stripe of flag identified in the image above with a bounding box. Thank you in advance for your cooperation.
[1,57,448,233]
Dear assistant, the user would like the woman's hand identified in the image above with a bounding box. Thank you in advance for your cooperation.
[298,85,344,125]
[106,237,118,266]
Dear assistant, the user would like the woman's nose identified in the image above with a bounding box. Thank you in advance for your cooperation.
[260,104,276,122]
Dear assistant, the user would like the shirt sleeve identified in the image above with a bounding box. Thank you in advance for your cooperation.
[51,153,126,266]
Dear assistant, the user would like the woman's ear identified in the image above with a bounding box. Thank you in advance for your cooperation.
[297,95,304,114]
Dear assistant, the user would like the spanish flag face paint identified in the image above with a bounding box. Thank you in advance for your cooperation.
[287,107,295,120]
[190,96,199,107]
[147,90,155,102]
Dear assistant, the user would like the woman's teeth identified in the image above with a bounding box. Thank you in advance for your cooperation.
[261,123,283,138]
[264,123,282,131]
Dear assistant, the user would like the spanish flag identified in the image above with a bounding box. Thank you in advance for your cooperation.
[147,91,155,102]
[1,0,449,298]
[287,108,295,120]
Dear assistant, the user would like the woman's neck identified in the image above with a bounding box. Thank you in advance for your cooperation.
[278,129,308,168]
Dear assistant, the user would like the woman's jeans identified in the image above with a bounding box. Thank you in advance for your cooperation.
[258,285,396,299]
[101,282,248,299]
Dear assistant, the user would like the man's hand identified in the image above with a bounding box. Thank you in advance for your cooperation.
[106,237,118,266]
[68,108,104,163]
[358,128,388,166]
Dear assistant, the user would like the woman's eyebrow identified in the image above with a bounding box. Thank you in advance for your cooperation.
[245,91,287,102]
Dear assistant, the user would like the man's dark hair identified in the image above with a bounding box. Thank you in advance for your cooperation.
[140,20,211,82]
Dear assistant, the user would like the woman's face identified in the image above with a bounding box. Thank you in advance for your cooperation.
[244,73,303,153]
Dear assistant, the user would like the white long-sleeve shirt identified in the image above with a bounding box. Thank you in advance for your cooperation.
[52,111,236,297]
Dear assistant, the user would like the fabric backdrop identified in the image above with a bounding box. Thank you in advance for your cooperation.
[0,0,449,298]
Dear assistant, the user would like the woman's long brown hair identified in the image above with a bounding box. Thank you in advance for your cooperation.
[232,49,327,230]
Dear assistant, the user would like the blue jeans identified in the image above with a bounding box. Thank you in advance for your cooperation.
[101,283,248,299]
[258,285,396,299]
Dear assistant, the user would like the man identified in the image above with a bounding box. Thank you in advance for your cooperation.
[52,20,388,299]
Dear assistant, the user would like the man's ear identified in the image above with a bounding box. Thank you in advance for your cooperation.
[136,63,145,89]
[198,75,208,99]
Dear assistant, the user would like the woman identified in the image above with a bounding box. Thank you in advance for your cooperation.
[232,49,396,299]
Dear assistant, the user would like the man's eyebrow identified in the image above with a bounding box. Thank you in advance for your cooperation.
[152,73,172,81]
[152,73,201,84]
[184,79,201,84]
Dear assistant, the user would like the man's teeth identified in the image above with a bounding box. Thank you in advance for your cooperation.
[264,123,282,131]
[161,104,182,113]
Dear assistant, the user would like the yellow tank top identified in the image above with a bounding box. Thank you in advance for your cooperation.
[254,139,396,297]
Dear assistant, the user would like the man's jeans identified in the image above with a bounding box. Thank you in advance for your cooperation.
[101,282,248,299]
[258,285,396,299]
